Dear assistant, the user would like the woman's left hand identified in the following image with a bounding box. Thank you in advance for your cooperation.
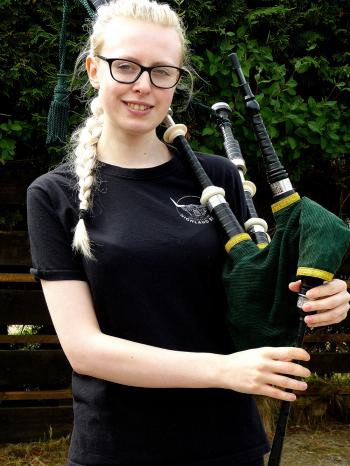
[289,278,350,327]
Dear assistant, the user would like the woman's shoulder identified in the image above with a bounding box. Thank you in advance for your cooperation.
[28,162,77,194]
[195,151,236,173]
[195,151,240,184]
[194,151,247,221]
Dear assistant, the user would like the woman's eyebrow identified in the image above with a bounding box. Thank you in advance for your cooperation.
[110,55,179,67]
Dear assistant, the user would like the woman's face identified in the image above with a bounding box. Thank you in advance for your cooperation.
[87,18,183,138]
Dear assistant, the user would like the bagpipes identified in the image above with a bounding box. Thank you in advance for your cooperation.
[164,54,349,352]
[163,55,350,466]
[51,2,350,465]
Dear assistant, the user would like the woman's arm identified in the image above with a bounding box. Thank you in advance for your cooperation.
[42,279,310,402]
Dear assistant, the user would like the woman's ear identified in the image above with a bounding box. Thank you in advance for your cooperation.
[86,56,100,90]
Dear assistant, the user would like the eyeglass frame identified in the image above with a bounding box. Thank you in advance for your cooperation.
[96,55,184,89]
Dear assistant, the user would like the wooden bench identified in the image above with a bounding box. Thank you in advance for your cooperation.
[0,251,73,443]
[303,332,350,374]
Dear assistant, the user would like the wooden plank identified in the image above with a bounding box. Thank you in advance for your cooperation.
[0,183,26,205]
[0,406,73,443]
[0,289,50,325]
[304,333,350,343]
[0,350,71,386]
[0,335,59,344]
[0,231,31,266]
[0,388,72,401]
[0,165,39,206]
[0,183,28,205]
[306,352,350,374]
[0,272,35,282]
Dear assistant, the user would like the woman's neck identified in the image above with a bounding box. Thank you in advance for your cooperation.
[97,128,171,169]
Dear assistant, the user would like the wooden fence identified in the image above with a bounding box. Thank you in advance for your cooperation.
[0,253,73,443]
[1,231,349,443]
[0,164,72,442]
[0,164,349,443]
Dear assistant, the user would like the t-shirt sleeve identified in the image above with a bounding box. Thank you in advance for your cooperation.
[27,184,87,281]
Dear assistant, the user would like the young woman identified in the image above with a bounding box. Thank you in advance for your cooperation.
[27,1,349,465]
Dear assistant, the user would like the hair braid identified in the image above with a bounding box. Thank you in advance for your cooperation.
[69,0,191,259]
[72,97,103,258]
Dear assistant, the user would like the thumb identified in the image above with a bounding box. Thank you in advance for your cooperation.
[289,280,302,293]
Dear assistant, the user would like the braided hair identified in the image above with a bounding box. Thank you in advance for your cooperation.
[70,0,189,258]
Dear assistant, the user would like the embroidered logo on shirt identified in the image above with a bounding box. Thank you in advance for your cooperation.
[170,196,214,224]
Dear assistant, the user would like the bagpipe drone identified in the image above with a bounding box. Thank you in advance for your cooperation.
[48,2,350,465]
[162,56,350,466]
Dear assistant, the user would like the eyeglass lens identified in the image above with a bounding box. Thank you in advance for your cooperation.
[111,60,180,88]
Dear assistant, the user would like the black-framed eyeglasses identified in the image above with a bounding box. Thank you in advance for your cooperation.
[96,56,184,89]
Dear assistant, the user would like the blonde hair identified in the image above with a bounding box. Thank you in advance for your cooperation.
[70,0,189,259]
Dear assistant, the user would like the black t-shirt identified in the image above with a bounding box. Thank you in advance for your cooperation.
[27,149,269,466]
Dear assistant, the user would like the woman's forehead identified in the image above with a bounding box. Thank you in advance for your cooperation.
[100,18,182,64]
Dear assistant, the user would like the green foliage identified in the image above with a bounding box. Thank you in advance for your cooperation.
[1,0,349,215]
[8,324,42,350]
[0,208,23,230]
[0,0,86,167]
[169,0,350,217]
[307,373,350,387]
[0,119,32,164]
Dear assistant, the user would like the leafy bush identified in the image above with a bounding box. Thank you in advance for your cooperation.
[1,0,349,216]
[0,120,32,165]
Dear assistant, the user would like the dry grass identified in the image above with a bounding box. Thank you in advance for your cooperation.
[1,424,350,466]
[1,386,349,466]
[0,436,69,466]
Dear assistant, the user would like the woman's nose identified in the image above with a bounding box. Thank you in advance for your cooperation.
[132,70,152,92]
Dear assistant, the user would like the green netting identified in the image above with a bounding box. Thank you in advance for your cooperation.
[223,197,350,351]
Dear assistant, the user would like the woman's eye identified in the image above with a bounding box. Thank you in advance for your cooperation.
[115,62,137,73]
[118,64,132,71]
[153,68,170,77]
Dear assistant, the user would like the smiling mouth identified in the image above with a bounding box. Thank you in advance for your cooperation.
[127,103,152,111]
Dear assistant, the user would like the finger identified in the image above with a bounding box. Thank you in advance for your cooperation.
[260,385,297,402]
[288,280,301,293]
[266,374,308,392]
[271,360,311,379]
[305,306,349,327]
[303,291,350,313]
[264,346,310,362]
[306,278,347,300]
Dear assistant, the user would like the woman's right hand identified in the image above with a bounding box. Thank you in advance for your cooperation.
[217,347,311,402]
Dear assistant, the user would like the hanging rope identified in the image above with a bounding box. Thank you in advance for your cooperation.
[46,0,70,144]
[79,0,96,19]
[46,1,221,145]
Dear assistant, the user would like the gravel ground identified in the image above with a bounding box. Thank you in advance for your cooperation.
[266,422,350,466]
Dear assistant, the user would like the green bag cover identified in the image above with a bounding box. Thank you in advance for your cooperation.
[223,197,350,351]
